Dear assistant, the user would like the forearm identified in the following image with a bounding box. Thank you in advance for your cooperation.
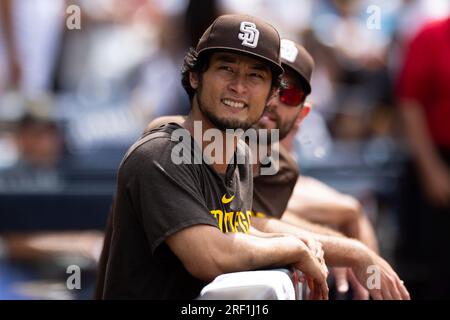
[221,232,308,272]
[287,184,360,228]
[282,209,376,252]
[248,225,285,238]
[251,216,367,268]
[343,214,379,253]
[315,233,368,267]
[281,211,344,237]
[168,225,308,281]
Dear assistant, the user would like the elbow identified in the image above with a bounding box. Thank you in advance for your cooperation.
[182,251,231,282]
[184,263,223,282]
[338,196,362,227]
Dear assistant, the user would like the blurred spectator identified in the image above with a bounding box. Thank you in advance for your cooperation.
[0,0,21,90]
[14,113,64,170]
[0,103,65,192]
[0,0,65,96]
[130,0,220,120]
[219,0,313,39]
[396,16,450,299]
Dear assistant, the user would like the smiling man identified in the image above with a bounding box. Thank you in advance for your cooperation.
[102,14,328,300]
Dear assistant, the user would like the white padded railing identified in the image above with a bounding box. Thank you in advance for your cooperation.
[198,268,306,300]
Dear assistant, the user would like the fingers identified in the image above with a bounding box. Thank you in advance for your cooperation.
[356,252,411,300]
[306,277,315,300]
[305,238,323,260]
[383,275,410,300]
[295,250,329,300]
[317,253,328,276]
[347,269,369,300]
[332,267,349,293]
[305,276,329,300]
[389,277,402,300]
[319,278,330,300]
[370,288,383,300]
[380,279,394,300]
[366,265,410,300]
[367,273,400,300]
[312,242,329,277]
[352,285,370,300]
[398,279,411,300]
[377,280,410,300]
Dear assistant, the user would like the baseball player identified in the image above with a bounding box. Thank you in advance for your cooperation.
[102,14,328,300]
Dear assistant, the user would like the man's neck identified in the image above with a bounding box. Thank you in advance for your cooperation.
[183,105,237,175]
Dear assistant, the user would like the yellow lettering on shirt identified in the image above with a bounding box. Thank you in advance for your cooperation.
[209,210,251,234]
[210,210,224,232]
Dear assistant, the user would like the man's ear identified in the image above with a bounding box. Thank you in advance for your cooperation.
[270,87,278,99]
[265,87,278,104]
[297,101,312,125]
[189,72,199,89]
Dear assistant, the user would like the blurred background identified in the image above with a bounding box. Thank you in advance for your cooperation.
[0,0,449,299]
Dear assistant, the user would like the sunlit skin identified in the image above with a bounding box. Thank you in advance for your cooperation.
[187,52,275,132]
[257,69,310,140]
[183,51,277,173]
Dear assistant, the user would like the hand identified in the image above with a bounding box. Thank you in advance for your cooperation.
[296,233,328,275]
[330,267,369,299]
[347,268,370,300]
[331,267,349,294]
[352,249,410,300]
[294,241,329,300]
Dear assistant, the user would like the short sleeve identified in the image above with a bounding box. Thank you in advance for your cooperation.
[121,137,219,253]
[396,26,435,106]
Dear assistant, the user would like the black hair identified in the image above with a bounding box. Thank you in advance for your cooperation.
[181,47,211,102]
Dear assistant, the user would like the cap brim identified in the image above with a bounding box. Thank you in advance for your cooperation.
[281,63,312,95]
[198,46,284,78]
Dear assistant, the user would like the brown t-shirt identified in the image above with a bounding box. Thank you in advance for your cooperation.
[252,144,299,219]
[146,118,300,218]
[103,123,253,299]
[98,119,299,299]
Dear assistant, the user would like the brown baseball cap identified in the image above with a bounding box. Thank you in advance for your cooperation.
[196,14,284,77]
[280,39,315,94]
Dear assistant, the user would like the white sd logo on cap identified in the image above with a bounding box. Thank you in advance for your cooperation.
[238,22,259,48]
[280,39,298,63]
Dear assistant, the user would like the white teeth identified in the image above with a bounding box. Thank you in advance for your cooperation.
[223,99,245,109]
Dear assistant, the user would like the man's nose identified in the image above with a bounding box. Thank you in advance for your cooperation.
[227,73,248,95]
[266,95,279,111]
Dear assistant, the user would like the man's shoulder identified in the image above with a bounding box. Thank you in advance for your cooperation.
[278,144,298,171]
[121,123,187,168]
[255,143,299,181]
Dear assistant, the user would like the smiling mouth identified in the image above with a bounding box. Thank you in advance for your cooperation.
[221,99,247,110]
[262,110,277,122]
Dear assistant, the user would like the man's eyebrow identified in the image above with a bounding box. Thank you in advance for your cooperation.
[214,54,237,63]
[213,53,270,72]
[250,63,270,72]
